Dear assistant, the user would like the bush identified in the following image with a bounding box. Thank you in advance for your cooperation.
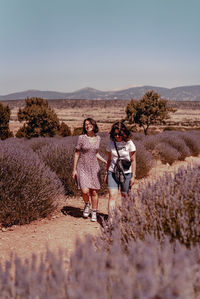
[160,132,191,161]
[0,159,200,298]
[154,142,181,164]
[15,125,27,138]
[36,137,77,196]
[142,134,158,151]
[73,127,82,136]
[0,102,13,140]
[0,250,68,298]
[1,236,199,298]
[132,132,145,142]
[68,236,199,299]
[26,136,53,152]
[59,121,71,137]
[134,141,154,178]
[108,163,200,247]
[0,139,65,226]
[179,132,200,156]
[17,97,60,138]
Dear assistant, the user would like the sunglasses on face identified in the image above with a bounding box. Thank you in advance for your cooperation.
[114,132,122,137]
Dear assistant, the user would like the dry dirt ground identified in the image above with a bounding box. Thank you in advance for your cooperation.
[0,155,200,268]
[9,106,200,135]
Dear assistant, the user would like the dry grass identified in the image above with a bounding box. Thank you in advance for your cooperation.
[7,100,200,135]
[9,105,126,134]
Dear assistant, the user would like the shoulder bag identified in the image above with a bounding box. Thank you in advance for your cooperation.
[113,141,131,184]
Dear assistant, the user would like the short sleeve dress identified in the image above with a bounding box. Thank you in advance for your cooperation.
[76,134,101,190]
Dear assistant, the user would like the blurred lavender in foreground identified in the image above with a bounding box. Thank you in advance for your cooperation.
[104,163,200,247]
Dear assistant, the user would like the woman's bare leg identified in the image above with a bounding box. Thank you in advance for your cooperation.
[90,189,98,210]
[81,188,90,204]
[108,189,119,215]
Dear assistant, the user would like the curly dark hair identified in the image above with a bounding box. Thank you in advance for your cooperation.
[82,118,99,135]
[110,121,131,142]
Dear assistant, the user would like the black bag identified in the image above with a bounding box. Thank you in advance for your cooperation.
[121,158,131,170]
[113,141,131,171]
[113,158,126,184]
[113,141,131,183]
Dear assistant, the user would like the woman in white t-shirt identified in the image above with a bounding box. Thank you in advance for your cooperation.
[106,121,136,216]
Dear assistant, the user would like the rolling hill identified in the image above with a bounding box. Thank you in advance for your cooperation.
[0,85,200,101]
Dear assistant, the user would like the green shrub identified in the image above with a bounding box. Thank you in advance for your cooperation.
[59,121,71,137]
[17,97,60,138]
[73,127,82,136]
[0,102,13,140]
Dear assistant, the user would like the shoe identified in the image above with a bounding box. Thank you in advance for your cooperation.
[83,202,90,218]
[91,210,97,222]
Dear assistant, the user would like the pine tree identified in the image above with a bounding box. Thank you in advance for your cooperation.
[0,102,13,140]
[16,97,60,138]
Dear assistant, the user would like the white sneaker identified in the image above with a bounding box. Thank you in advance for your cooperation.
[91,210,97,222]
[83,202,90,218]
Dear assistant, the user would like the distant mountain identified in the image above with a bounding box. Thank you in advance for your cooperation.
[0,85,200,101]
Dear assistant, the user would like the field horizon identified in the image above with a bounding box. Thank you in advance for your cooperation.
[4,99,200,136]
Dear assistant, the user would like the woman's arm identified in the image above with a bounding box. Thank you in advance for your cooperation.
[72,150,80,179]
[96,152,107,164]
[130,151,136,186]
[106,152,111,172]
[104,151,111,183]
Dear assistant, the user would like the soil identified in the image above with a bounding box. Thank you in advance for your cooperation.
[0,156,200,267]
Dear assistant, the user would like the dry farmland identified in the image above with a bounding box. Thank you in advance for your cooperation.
[5,99,200,135]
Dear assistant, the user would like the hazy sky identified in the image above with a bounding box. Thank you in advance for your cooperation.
[0,0,200,94]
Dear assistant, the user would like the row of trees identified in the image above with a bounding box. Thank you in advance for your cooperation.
[0,98,71,140]
[0,90,175,139]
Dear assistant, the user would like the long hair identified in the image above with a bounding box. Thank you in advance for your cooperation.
[110,121,131,142]
[82,118,99,135]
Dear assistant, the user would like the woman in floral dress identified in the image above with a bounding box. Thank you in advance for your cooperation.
[72,118,107,222]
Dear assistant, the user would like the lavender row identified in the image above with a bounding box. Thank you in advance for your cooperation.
[0,139,65,226]
[0,236,199,298]
[0,158,200,297]
[104,163,200,247]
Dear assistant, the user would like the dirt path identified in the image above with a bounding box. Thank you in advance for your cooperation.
[0,195,109,266]
[0,156,200,266]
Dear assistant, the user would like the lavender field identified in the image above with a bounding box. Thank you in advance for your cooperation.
[0,130,200,298]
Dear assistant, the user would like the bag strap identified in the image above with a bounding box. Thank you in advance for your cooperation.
[113,140,120,158]
[114,141,125,178]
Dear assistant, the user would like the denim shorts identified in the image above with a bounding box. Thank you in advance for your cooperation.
[107,171,132,194]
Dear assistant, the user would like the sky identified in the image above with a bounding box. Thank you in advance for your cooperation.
[0,0,200,95]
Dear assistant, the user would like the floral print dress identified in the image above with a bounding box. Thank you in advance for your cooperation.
[76,134,101,190]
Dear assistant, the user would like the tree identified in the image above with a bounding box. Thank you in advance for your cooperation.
[126,90,176,135]
[0,102,13,140]
[16,97,60,138]
[59,121,71,137]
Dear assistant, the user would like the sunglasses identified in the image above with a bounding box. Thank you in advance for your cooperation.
[114,132,122,137]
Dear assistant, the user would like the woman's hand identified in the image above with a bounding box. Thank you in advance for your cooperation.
[104,171,108,184]
[72,170,77,180]
[130,176,136,187]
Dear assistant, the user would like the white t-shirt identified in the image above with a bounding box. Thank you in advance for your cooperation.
[106,139,136,173]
